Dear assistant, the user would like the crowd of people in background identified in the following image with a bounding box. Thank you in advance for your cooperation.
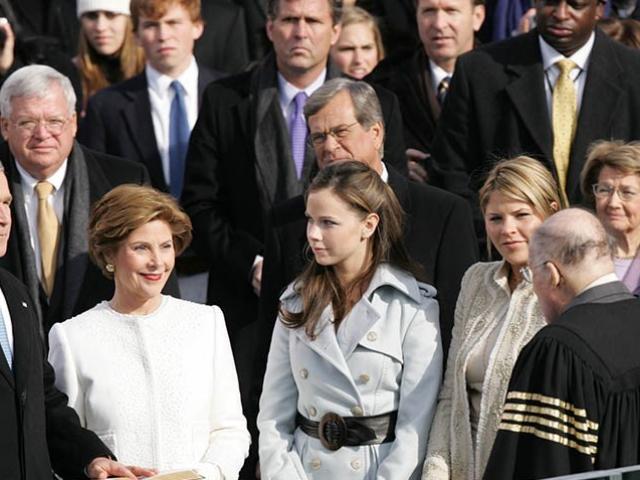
[1,0,640,479]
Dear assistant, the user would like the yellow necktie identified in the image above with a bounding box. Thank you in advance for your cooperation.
[552,59,578,192]
[35,181,59,297]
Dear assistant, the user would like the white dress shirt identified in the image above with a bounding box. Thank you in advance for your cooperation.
[429,60,452,96]
[146,57,200,188]
[539,32,595,121]
[15,160,67,282]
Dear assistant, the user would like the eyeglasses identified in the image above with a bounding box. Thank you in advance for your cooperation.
[12,117,70,135]
[520,262,549,283]
[308,122,359,147]
[592,183,639,202]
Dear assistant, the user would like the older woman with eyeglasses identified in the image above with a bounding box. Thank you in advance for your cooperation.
[581,140,640,295]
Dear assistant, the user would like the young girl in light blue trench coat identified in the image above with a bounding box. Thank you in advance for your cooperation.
[258,161,443,480]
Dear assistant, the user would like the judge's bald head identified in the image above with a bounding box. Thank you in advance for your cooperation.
[529,208,614,322]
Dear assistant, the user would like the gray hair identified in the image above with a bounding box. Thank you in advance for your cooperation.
[267,0,343,24]
[305,78,384,131]
[530,208,614,268]
[0,65,76,118]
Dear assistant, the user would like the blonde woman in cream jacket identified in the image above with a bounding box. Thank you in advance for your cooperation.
[422,157,566,480]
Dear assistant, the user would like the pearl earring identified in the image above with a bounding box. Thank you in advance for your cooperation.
[105,264,115,273]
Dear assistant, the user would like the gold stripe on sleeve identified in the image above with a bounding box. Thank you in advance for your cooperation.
[498,422,597,461]
[506,391,598,430]
[501,412,598,444]
[502,401,598,433]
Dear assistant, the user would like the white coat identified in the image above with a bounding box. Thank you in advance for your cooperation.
[48,296,250,479]
[258,264,443,480]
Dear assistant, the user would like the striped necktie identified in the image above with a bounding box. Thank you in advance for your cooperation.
[0,307,12,370]
[552,59,578,192]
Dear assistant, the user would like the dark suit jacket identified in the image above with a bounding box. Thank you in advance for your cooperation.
[78,66,222,193]
[0,267,112,480]
[0,144,162,333]
[430,28,640,205]
[258,165,479,367]
[195,0,250,74]
[367,47,441,153]
[181,53,408,338]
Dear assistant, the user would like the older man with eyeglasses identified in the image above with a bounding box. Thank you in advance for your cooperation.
[0,65,163,335]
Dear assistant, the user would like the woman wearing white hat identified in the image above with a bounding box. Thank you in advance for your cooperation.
[75,0,144,111]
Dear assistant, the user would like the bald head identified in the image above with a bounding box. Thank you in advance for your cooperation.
[529,208,615,322]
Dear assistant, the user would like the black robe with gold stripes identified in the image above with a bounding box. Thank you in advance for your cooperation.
[483,297,640,480]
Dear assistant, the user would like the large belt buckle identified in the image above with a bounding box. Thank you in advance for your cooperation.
[318,412,347,451]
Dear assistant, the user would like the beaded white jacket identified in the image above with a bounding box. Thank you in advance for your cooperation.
[422,262,546,480]
[48,296,250,479]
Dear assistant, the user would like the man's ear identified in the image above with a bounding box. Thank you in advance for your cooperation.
[546,261,562,288]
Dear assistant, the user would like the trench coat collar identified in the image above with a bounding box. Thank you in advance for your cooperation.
[284,264,424,378]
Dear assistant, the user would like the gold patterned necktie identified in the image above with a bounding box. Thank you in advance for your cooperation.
[552,58,578,192]
[35,181,59,297]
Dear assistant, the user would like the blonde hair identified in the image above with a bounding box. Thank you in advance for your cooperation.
[580,140,640,206]
[479,156,567,255]
[340,6,385,61]
[89,184,192,278]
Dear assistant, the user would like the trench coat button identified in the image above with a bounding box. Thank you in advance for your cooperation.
[351,405,364,416]
[350,459,362,470]
[358,373,370,384]
[309,406,317,417]
[300,368,309,379]
[366,331,378,341]
[310,458,321,470]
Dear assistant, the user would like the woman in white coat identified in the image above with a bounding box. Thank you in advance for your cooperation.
[423,157,567,480]
[48,185,250,479]
[258,161,443,480]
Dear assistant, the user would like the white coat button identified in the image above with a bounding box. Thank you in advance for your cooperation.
[300,368,309,379]
[366,331,378,341]
[358,373,370,384]
[350,459,362,470]
[351,405,364,416]
[310,458,321,470]
[309,406,317,417]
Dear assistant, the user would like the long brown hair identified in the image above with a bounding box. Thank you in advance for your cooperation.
[77,15,145,108]
[280,161,418,338]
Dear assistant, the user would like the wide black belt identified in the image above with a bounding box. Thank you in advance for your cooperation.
[296,410,397,451]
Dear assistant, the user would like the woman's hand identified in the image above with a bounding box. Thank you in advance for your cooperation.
[86,457,156,479]
[0,18,15,76]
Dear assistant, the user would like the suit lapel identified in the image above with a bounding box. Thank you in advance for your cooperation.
[0,272,34,389]
[505,58,554,166]
[567,32,624,201]
[121,75,167,191]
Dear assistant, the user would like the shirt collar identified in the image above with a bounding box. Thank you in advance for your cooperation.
[145,56,199,99]
[576,273,620,296]
[15,157,68,193]
[277,68,327,110]
[380,162,389,183]
[429,59,452,88]
[539,31,595,72]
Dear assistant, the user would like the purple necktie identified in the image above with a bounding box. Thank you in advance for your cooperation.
[290,91,308,179]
